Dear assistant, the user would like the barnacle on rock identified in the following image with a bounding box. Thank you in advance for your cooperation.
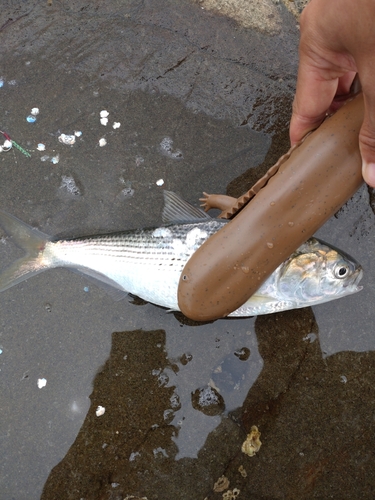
[222,488,240,500]
[238,465,247,478]
[213,475,230,493]
[241,425,262,457]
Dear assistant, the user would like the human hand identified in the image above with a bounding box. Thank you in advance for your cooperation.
[289,0,375,187]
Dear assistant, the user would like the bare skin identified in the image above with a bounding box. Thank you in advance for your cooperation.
[289,0,375,187]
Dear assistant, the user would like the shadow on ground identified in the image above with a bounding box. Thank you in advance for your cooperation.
[41,310,375,500]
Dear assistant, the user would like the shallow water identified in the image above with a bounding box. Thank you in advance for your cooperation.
[1,1,375,499]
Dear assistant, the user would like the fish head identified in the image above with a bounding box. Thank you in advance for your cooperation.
[278,238,363,307]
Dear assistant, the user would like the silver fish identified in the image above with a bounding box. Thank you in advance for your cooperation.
[0,192,363,317]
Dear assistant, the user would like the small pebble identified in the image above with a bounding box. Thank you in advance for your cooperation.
[156,179,164,186]
[113,122,121,129]
[99,138,107,147]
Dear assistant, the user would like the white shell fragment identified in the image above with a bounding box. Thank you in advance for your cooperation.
[58,134,76,145]
[74,131,82,137]
[0,140,12,152]
[37,378,47,389]
[51,155,60,164]
[96,405,106,417]
[100,117,108,126]
[100,110,109,118]
[37,143,46,151]
[113,122,121,129]
[31,108,39,116]
[98,138,107,147]
[156,179,164,186]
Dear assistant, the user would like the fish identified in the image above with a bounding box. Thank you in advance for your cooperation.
[0,191,363,317]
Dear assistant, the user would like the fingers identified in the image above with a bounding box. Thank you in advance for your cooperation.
[359,91,375,187]
[290,69,358,144]
[290,0,375,188]
[328,71,357,112]
[289,67,339,145]
[336,72,357,96]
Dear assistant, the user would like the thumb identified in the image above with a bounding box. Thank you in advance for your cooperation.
[360,93,375,187]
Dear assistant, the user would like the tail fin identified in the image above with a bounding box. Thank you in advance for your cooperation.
[0,211,51,292]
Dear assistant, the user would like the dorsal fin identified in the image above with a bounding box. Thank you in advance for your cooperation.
[162,191,211,224]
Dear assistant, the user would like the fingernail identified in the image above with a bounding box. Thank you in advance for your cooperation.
[363,162,375,187]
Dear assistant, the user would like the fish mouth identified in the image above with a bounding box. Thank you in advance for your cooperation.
[350,266,363,291]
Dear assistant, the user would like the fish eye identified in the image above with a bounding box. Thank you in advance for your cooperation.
[334,263,350,279]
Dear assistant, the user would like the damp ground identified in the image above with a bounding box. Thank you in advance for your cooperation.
[1,2,375,500]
